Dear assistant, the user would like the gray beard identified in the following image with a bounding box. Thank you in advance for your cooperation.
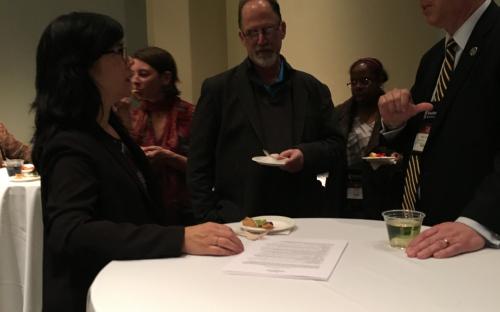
[250,52,278,68]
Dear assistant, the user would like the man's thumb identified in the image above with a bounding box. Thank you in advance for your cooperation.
[414,102,434,114]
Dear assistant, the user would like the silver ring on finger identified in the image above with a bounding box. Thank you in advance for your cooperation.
[442,238,450,247]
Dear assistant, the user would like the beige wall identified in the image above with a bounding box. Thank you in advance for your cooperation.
[226,0,247,68]
[226,0,443,105]
[146,0,227,104]
[189,0,228,104]
[0,0,146,143]
[147,0,193,101]
[3,0,496,142]
[147,0,443,105]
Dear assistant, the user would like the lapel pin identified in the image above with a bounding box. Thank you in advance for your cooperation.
[469,46,478,56]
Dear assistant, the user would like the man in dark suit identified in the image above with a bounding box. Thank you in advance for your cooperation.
[379,0,500,258]
[187,0,345,223]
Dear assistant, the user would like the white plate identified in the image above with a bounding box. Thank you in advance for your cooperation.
[241,215,296,233]
[21,164,35,173]
[9,175,41,182]
[362,156,397,163]
[362,156,397,170]
[252,156,286,167]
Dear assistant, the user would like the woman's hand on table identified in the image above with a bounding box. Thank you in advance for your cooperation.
[183,222,244,256]
[141,145,187,171]
[406,222,486,259]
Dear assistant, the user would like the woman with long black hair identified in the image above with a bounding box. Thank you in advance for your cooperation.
[32,12,242,311]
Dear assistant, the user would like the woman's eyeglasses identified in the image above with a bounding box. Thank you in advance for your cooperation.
[347,77,372,88]
[104,46,128,62]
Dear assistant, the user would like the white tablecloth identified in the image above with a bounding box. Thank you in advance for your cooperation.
[87,218,500,312]
[0,168,42,312]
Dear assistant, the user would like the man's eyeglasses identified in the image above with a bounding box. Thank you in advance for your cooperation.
[347,77,372,88]
[104,46,128,62]
[242,24,281,41]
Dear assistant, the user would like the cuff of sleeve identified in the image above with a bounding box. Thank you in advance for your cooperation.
[456,217,500,248]
[380,119,406,140]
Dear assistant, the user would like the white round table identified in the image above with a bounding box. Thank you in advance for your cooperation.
[0,168,42,312]
[87,218,500,312]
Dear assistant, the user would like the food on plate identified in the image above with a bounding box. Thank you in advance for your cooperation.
[242,217,274,230]
[21,164,39,176]
[368,152,399,158]
[368,152,387,157]
[22,164,35,172]
[14,173,24,179]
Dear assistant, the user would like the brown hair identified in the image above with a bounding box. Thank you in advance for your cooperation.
[133,46,180,99]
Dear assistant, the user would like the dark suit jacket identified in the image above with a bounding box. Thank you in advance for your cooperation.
[39,117,184,312]
[389,2,500,232]
[187,58,345,223]
[333,97,403,219]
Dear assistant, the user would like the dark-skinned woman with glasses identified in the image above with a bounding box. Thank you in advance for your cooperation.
[332,57,403,219]
[31,12,242,312]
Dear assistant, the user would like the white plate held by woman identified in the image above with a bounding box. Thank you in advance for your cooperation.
[362,156,397,170]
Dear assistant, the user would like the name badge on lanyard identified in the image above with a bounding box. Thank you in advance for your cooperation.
[347,187,363,200]
[346,173,363,200]
[412,111,437,152]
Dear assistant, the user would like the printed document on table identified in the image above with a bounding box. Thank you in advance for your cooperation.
[223,237,348,280]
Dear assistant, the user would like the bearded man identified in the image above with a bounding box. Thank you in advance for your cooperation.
[187,0,345,222]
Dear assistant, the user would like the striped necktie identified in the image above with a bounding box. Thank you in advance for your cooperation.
[401,39,457,211]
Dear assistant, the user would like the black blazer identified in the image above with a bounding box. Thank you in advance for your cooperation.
[390,2,500,232]
[39,117,184,312]
[333,97,403,219]
[187,58,345,223]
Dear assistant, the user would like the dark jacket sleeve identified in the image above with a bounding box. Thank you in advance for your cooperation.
[42,133,185,263]
[296,81,346,174]
[187,78,222,222]
[460,69,500,234]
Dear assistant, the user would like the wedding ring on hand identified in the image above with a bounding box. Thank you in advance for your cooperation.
[442,238,450,247]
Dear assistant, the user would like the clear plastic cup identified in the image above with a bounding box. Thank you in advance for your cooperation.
[5,159,24,177]
[382,210,425,249]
